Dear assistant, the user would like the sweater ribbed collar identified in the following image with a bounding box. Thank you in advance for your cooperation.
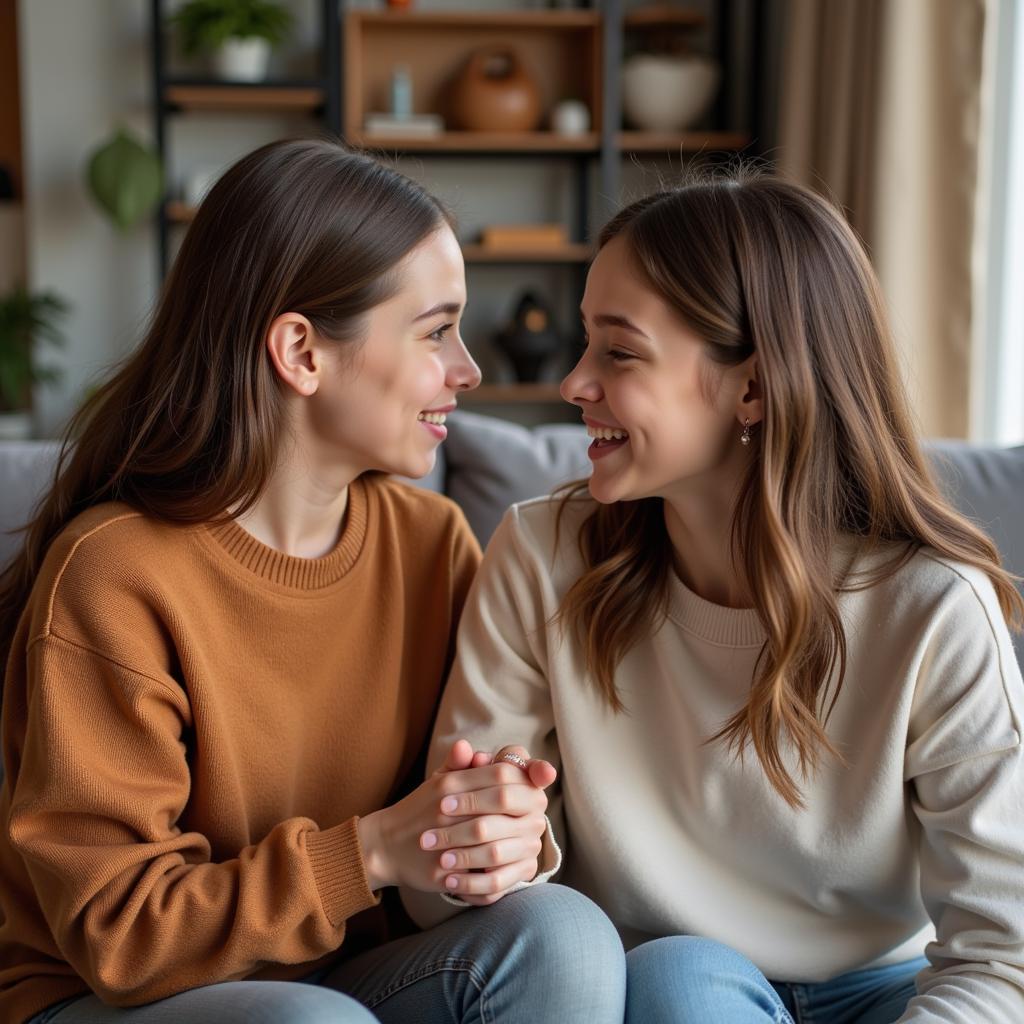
[665,570,766,648]
[206,477,369,590]
[663,535,867,648]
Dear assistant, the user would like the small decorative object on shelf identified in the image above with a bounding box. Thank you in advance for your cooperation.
[551,99,591,136]
[449,47,542,132]
[363,63,444,138]
[169,0,293,83]
[86,128,163,233]
[621,3,719,132]
[0,285,68,441]
[495,291,563,383]
[364,113,444,138]
[481,224,568,250]
[622,51,719,131]
[390,65,413,118]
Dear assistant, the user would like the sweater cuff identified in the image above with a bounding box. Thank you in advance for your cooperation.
[305,817,380,927]
[440,815,562,908]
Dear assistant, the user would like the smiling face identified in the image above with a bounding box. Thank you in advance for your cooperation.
[562,234,756,506]
[302,225,480,480]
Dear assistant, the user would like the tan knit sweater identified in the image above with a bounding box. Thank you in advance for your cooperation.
[0,475,480,1023]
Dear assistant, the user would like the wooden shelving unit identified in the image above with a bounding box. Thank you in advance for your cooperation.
[150,0,760,411]
[350,131,601,154]
[163,83,326,113]
[344,9,603,163]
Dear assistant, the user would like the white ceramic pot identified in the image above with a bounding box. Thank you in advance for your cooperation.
[0,412,33,441]
[552,99,591,136]
[621,54,720,132]
[212,38,272,83]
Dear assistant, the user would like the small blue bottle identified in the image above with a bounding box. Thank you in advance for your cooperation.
[391,66,413,120]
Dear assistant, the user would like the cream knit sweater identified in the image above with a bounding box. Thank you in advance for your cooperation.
[421,494,1024,1023]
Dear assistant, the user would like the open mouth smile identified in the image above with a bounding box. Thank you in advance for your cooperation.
[585,422,630,459]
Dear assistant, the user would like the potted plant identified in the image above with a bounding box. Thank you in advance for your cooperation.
[0,287,68,440]
[169,0,293,83]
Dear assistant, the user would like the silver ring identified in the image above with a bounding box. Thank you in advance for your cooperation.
[499,752,529,770]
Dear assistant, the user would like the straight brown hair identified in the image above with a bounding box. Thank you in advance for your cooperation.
[558,170,1023,807]
[0,138,452,677]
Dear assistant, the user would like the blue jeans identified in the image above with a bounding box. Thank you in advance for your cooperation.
[29,884,626,1024]
[626,936,928,1024]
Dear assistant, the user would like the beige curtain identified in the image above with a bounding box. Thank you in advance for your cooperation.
[777,0,987,439]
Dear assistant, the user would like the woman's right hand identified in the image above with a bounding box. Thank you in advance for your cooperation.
[356,740,554,895]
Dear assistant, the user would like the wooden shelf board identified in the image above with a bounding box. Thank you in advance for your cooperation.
[350,11,601,30]
[619,130,751,153]
[462,384,566,404]
[623,6,706,29]
[462,244,592,264]
[164,85,325,112]
[351,131,600,153]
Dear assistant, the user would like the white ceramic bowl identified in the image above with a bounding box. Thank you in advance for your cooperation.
[621,54,720,132]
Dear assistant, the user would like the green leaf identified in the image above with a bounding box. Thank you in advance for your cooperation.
[86,129,163,233]
[0,287,69,412]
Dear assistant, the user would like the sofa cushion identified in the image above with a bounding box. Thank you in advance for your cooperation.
[440,411,591,546]
[0,441,62,568]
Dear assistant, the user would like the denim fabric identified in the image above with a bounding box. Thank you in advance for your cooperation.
[29,884,626,1024]
[626,935,927,1024]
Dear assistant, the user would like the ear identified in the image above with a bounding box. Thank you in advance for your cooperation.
[736,354,763,427]
[265,313,321,397]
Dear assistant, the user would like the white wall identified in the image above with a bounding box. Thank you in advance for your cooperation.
[20,0,155,437]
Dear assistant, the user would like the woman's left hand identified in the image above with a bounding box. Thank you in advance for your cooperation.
[427,744,557,906]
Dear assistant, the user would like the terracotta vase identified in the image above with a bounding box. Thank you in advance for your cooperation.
[449,48,541,132]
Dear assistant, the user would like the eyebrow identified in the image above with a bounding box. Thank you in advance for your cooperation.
[414,302,463,322]
[580,310,651,339]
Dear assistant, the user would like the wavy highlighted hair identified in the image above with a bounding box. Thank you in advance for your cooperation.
[557,170,1023,808]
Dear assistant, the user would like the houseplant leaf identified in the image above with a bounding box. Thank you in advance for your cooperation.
[86,129,163,233]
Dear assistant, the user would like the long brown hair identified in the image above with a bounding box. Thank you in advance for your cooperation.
[0,138,451,675]
[558,169,1023,807]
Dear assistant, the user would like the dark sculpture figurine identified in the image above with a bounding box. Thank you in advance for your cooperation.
[495,291,562,382]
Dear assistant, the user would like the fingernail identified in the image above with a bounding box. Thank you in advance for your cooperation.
[440,796,458,814]
[446,875,459,889]
[440,852,456,869]
[421,832,437,849]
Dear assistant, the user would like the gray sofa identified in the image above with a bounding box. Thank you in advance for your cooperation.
[2,411,1022,668]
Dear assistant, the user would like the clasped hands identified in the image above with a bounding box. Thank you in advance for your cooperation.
[357,739,556,906]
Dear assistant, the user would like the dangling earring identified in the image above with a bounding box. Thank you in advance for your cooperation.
[740,418,752,446]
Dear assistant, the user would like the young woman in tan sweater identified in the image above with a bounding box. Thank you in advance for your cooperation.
[0,140,625,1024]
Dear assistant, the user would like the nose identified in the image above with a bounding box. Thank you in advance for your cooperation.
[447,333,482,392]
[560,348,602,406]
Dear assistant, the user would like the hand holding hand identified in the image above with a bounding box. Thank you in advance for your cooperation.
[356,741,554,898]
[428,744,557,906]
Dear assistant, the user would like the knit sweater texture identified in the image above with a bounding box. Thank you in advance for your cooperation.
[424,495,1024,1023]
[0,475,481,1023]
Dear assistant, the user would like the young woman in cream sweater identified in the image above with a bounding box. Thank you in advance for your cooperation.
[422,173,1024,1022]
